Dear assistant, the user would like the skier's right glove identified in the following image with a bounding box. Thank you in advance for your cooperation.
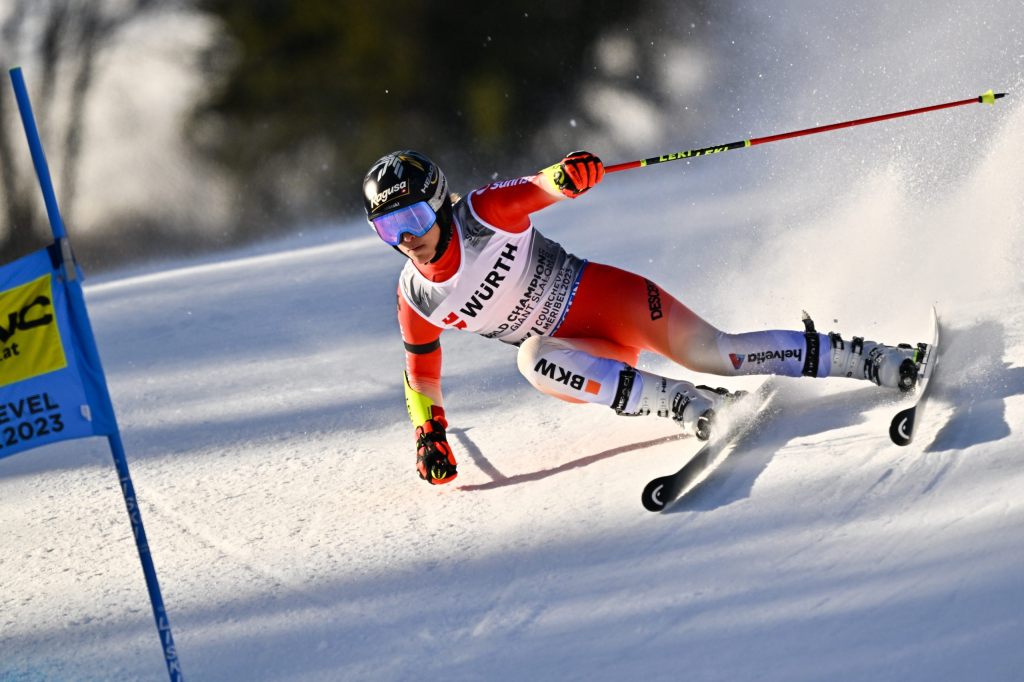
[415,416,458,484]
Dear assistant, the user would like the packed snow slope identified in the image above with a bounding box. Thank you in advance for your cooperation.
[4,10,1024,679]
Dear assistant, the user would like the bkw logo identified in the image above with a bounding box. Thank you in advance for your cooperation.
[533,358,601,395]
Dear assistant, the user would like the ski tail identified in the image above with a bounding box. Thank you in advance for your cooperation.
[642,379,777,512]
[889,307,940,446]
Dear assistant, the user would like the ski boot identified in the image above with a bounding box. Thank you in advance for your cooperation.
[829,333,928,392]
[684,385,748,440]
[617,367,741,440]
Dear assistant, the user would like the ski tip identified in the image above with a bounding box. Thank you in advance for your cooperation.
[889,406,916,446]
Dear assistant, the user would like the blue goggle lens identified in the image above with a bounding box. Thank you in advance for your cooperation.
[370,201,437,246]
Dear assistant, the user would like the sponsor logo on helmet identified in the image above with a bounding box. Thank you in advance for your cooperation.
[422,164,437,194]
[371,154,404,181]
[370,180,408,210]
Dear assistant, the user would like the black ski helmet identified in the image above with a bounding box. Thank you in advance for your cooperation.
[362,150,454,260]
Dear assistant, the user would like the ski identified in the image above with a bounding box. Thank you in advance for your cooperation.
[641,381,778,512]
[889,307,941,446]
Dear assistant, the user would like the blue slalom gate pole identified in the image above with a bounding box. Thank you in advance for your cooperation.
[8,66,184,682]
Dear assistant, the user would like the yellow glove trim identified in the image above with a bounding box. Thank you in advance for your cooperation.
[539,163,568,195]
[404,371,436,426]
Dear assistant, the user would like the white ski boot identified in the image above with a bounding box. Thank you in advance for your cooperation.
[828,333,926,392]
[670,383,726,440]
[617,368,737,440]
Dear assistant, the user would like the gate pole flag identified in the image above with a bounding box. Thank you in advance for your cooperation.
[7,67,184,681]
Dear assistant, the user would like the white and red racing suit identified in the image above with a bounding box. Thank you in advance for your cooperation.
[398,170,832,423]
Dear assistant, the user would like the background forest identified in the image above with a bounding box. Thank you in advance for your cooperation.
[0,1,720,270]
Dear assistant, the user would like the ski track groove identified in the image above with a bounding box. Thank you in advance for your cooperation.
[135,479,336,612]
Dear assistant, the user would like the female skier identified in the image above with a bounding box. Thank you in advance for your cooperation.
[363,150,924,484]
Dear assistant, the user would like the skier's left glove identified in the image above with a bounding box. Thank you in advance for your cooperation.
[415,415,458,484]
[552,150,604,197]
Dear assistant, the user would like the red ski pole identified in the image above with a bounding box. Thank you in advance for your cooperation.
[606,90,1006,174]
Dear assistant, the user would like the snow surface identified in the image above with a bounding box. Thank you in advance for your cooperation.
[4,12,1024,682]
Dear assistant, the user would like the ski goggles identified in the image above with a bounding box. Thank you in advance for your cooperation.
[369,201,437,246]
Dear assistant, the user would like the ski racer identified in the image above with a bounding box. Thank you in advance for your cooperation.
[363,150,925,485]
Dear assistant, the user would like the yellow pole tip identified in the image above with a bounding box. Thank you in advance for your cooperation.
[981,89,996,105]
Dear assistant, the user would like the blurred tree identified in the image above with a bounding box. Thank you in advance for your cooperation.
[191,1,653,234]
[0,0,165,265]
[1,1,721,269]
